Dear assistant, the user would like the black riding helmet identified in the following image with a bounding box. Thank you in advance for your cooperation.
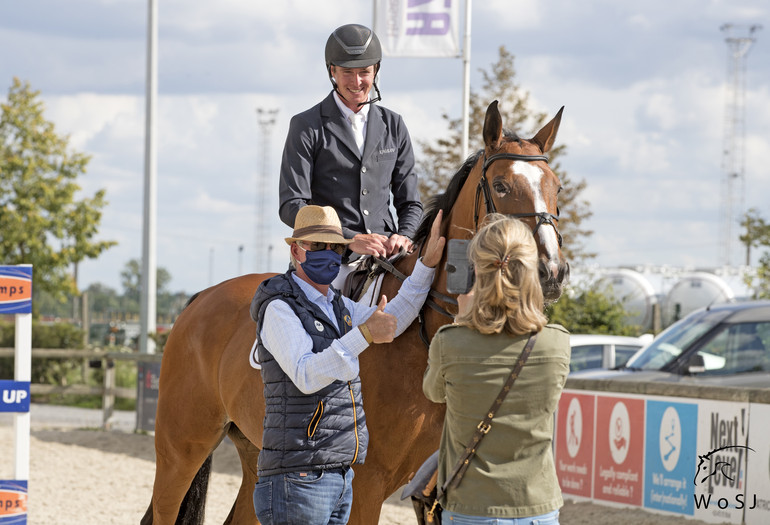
[325,24,382,105]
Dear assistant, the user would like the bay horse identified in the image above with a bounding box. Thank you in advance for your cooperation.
[142,100,568,524]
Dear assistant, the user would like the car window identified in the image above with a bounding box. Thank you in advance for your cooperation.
[696,321,770,375]
[570,344,603,372]
[626,310,724,371]
[614,345,640,368]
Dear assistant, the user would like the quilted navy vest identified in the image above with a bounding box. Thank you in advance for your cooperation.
[250,271,369,476]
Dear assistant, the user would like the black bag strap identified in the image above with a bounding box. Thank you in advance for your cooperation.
[437,332,538,499]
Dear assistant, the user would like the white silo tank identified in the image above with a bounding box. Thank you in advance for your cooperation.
[662,272,735,327]
[594,269,657,331]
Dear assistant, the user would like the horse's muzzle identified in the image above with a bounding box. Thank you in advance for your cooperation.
[540,260,570,302]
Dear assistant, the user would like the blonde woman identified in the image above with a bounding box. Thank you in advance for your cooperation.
[423,214,570,525]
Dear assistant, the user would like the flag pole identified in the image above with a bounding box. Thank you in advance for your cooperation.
[140,0,158,354]
[461,0,472,160]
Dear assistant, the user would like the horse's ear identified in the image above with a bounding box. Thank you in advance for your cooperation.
[531,106,564,154]
[483,100,503,151]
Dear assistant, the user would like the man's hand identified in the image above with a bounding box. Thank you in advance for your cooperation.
[349,233,389,258]
[363,295,397,344]
[384,234,413,256]
[421,210,446,269]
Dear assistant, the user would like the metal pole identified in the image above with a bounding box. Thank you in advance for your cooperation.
[460,0,472,160]
[256,108,278,272]
[140,0,158,354]
[719,23,761,267]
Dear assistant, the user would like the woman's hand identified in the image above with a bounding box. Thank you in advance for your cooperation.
[456,290,474,318]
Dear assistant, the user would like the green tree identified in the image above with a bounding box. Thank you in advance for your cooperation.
[84,282,121,318]
[546,286,639,336]
[417,46,594,264]
[739,208,770,267]
[739,208,770,299]
[0,78,116,313]
[120,258,175,316]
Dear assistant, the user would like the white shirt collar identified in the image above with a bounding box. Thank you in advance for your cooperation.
[332,90,369,123]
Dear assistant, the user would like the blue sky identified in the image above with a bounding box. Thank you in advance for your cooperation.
[2,0,768,295]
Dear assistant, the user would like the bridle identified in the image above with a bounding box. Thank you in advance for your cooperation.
[474,152,563,247]
[384,151,566,348]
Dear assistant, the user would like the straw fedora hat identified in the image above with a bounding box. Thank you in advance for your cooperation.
[284,205,353,246]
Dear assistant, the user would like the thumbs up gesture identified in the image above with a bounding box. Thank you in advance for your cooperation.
[362,295,397,344]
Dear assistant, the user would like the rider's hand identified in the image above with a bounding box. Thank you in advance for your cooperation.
[349,233,389,258]
[384,234,413,257]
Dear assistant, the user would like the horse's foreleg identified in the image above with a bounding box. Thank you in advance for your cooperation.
[223,425,261,525]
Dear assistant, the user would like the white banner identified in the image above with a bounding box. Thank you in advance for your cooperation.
[373,0,460,58]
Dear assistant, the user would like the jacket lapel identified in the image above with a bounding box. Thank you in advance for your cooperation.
[321,92,362,159]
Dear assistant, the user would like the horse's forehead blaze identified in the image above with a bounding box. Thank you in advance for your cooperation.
[510,161,548,213]
[508,161,561,260]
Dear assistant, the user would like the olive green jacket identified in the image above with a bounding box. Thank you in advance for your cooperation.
[423,323,570,518]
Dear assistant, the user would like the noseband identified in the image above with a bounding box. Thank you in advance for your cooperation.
[474,152,563,247]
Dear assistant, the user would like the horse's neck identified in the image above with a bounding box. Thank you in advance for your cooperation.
[449,168,483,239]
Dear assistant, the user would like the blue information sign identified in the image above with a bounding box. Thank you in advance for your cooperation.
[644,399,698,515]
[0,381,31,413]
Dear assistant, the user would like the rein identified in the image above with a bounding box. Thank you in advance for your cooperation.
[474,152,563,247]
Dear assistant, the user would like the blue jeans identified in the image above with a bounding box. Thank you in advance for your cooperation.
[443,509,559,525]
[252,467,354,525]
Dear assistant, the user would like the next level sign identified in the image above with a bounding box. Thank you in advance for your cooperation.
[0,267,32,315]
[0,381,30,413]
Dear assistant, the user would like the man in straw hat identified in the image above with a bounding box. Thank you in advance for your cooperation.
[249,205,445,525]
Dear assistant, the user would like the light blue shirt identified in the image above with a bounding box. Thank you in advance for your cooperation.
[260,259,434,394]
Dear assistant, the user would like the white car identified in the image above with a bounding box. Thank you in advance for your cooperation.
[569,334,653,373]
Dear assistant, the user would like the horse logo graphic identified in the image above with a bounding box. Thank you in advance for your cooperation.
[694,445,754,486]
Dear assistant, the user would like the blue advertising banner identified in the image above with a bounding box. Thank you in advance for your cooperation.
[0,266,32,315]
[644,399,698,515]
[0,381,31,413]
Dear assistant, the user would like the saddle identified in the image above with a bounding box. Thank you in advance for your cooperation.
[341,253,407,302]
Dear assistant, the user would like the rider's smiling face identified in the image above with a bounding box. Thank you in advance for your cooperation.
[331,65,374,111]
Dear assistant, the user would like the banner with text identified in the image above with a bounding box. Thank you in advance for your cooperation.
[0,266,32,315]
[373,0,460,57]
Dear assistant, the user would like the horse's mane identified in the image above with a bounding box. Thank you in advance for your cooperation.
[413,150,483,245]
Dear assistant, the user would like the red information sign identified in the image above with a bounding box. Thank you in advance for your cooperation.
[593,395,645,506]
[555,391,595,498]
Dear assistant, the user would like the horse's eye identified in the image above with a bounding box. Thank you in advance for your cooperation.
[492,181,509,195]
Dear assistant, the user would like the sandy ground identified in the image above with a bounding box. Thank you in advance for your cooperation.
[0,407,722,524]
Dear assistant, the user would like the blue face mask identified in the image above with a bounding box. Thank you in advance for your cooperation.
[300,248,342,285]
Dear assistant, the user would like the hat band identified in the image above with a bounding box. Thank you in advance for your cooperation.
[292,225,344,239]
